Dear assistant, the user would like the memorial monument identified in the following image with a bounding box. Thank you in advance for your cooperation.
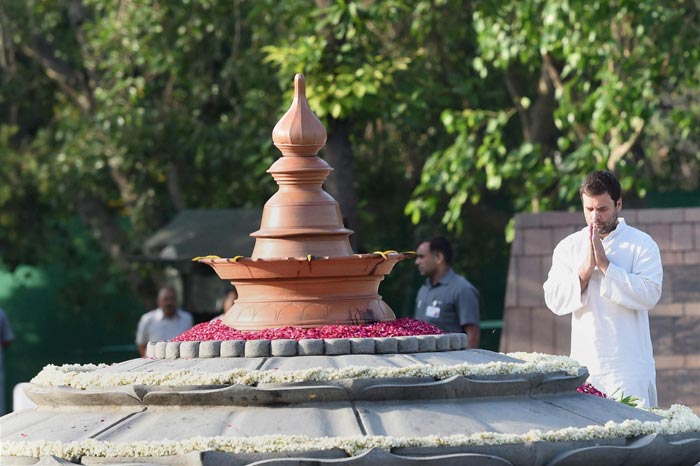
[1,75,698,466]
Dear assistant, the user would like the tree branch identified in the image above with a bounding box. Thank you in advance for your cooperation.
[527,58,559,150]
[167,162,186,211]
[542,53,564,91]
[77,197,131,266]
[20,38,92,113]
[504,63,531,141]
[67,0,97,111]
[607,118,645,171]
[0,8,16,71]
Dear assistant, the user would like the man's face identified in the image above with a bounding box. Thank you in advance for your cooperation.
[158,289,178,317]
[222,290,237,313]
[582,192,621,237]
[415,242,439,277]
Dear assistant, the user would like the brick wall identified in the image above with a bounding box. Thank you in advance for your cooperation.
[500,208,700,413]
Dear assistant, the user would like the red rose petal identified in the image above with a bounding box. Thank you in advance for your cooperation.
[577,383,607,398]
[171,318,444,342]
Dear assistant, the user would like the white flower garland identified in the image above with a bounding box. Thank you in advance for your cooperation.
[30,352,582,390]
[2,405,698,459]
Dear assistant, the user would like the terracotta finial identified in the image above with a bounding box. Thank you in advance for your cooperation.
[251,74,353,259]
[271,74,327,156]
[198,74,414,329]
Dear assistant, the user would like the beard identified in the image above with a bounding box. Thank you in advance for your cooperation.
[596,210,619,235]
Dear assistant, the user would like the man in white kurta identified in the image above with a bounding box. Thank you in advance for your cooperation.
[543,171,662,407]
[136,287,193,357]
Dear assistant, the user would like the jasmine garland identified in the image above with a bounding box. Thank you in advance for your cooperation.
[2,405,698,459]
[30,352,581,389]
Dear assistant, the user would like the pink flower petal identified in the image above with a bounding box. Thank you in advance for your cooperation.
[171,318,443,342]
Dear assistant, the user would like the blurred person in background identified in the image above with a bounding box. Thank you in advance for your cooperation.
[414,236,480,348]
[0,307,15,415]
[135,286,193,357]
[212,286,238,321]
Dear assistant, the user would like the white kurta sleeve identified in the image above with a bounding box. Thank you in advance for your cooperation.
[543,239,588,316]
[600,237,662,311]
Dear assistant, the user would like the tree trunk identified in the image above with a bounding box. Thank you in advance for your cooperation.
[506,58,561,212]
[529,56,560,151]
[322,118,359,250]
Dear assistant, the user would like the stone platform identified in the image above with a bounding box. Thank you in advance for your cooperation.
[1,340,699,466]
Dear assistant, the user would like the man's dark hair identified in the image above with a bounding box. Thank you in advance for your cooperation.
[419,236,453,265]
[579,170,622,203]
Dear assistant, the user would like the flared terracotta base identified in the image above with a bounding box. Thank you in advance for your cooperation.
[199,252,413,329]
[223,282,395,329]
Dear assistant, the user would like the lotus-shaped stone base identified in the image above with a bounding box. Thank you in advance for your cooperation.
[2,347,699,466]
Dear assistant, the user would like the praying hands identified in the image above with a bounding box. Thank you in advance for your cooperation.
[579,223,610,292]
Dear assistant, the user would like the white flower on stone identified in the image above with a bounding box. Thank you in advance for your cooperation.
[2,405,699,459]
[30,352,582,389]
[14,353,700,460]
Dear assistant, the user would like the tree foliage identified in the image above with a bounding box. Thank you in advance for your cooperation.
[1,0,280,270]
[406,1,700,233]
[1,0,698,310]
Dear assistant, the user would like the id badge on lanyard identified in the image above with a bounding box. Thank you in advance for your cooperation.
[426,300,441,318]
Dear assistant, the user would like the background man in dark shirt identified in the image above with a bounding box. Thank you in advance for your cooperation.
[414,236,480,348]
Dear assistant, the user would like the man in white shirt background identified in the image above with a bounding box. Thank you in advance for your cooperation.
[543,170,663,407]
[135,286,193,357]
[0,307,14,415]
